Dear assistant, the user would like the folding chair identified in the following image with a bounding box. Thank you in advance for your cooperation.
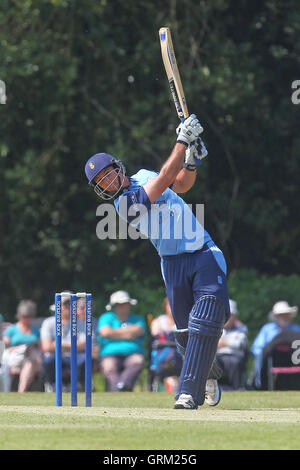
[267,343,300,391]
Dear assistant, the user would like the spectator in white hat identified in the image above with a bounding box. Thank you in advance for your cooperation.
[250,301,300,389]
[97,291,145,391]
[216,299,248,390]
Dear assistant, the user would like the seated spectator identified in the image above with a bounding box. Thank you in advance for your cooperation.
[149,297,182,392]
[250,300,300,389]
[98,291,145,392]
[216,299,248,390]
[40,291,89,392]
[0,312,10,392]
[0,312,4,339]
[2,300,42,392]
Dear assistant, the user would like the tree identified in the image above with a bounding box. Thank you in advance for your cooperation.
[0,0,299,320]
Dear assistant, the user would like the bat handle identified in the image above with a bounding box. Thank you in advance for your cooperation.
[181,112,189,122]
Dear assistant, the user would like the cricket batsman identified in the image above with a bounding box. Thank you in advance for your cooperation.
[84,114,230,409]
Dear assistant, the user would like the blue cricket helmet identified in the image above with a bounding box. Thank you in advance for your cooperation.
[85,153,119,183]
[84,152,127,200]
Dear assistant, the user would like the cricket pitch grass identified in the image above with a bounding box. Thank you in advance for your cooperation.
[1,391,300,450]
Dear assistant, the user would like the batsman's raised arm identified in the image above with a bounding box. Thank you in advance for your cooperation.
[143,142,186,203]
[143,114,203,203]
[171,165,197,194]
[171,117,208,193]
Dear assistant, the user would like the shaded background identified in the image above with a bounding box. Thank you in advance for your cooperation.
[0,0,299,340]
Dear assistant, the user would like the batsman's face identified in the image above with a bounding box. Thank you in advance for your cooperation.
[94,166,122,191]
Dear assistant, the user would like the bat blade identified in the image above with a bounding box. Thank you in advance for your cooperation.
[159,27,189,122]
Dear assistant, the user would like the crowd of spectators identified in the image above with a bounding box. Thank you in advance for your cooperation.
[1,292,300,393]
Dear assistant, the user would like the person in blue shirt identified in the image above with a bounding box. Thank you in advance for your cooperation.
[2,300,41,392]
[85,115,230,409]
[251,300,300,388]
[149,297,183,392]
[98,291,145,392]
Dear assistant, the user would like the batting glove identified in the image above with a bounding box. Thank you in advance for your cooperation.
[176,114,203,147]
[183,138,208,170]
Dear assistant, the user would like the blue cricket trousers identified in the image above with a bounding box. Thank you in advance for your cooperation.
[161,242,230,330]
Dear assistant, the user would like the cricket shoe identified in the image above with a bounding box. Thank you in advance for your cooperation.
[205,379,221,406]
[174,394,196,410]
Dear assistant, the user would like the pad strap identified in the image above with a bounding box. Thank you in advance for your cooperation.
[189,295,225,337]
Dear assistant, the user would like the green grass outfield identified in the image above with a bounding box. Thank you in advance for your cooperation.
[1,391,300,450]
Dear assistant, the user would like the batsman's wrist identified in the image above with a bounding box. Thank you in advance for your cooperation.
[183,162,196,171]
[176,139,189,147]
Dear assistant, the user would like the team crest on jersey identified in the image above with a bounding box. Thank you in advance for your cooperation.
[130,193,137,204]
[89,162,95,169]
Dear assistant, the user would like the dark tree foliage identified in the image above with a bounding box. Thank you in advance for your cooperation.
[0,0,299,327]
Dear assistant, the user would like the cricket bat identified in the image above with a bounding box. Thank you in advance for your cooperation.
[159,27,189,122]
